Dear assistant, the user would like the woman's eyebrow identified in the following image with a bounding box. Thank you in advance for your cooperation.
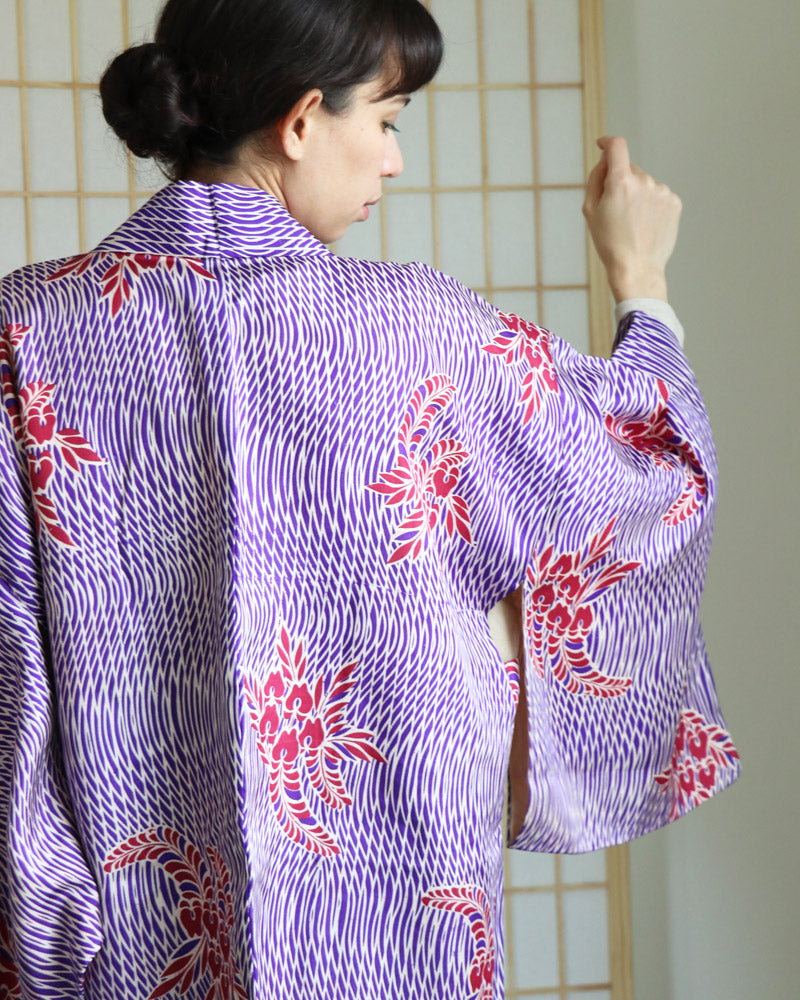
[371,93,411,106]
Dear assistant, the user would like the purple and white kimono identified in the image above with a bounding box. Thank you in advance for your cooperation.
[0,181,739,999]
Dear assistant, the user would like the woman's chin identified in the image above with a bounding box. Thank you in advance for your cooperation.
[309,209,375,245]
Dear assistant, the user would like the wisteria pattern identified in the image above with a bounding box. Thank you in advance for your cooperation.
[422,885,496,1000]
[605,378,708,525]
[243,626,387,856]
[654,710,740,819]
[0,916,21,999]
[103,828,248,1000]
[0,181,738,998]
[367,374,472,563]
[481,312,559,423]
[525,520,640,698]
[503,658,520,707]
[1,323,104,546]
[45,251,216,318]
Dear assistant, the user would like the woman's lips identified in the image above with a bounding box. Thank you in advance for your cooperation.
[363,198,381,220]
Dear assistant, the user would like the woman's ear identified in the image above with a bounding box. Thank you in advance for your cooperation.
[276,89,325,161]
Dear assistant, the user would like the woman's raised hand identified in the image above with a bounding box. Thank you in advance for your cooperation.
[582,135,682,304]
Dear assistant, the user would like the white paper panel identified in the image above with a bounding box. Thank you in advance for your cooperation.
[540,189,586,286]
[81,89,128,191]
[437,192,485,288]
[28,89,77,191]
[32,196,78,263]
[569,993,611,1000]
[430,0,479,85]
[561,848,607,885]
[481,0,529,84]
[392,96,430,189]
[563,889,610,984]
[0,89,23,189]
[24,0,72,80]
[538,87,584,185]
[334,206,382,261]
[78,0,124,83]
[543,289,590,353]
[486,89,534,186]
[128,0,163,43]
[0,198,25,275]
[0,0,19,77]
[491,289,538,320]
[84,195,129,248]
[434,90,482,187]
[490,190,536,288]
[384,193,434,266]
[507,847,556,888]
[534,0,582,84]
[510,891,559,988]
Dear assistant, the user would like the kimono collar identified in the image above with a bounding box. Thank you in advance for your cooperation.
[96,180,330,260]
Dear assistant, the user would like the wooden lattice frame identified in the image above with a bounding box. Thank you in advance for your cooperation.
[0,1,630,997]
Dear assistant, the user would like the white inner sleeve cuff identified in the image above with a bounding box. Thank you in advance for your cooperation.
[614,298,685,349]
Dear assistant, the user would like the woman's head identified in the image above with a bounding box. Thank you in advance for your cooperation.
[100,0,442,181]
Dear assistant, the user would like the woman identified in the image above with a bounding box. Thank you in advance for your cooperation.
[0,1,738,997]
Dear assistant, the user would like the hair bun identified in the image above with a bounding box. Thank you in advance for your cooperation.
[99,43,200,162]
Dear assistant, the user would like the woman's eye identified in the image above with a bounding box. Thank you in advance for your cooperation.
[382,121,400,134]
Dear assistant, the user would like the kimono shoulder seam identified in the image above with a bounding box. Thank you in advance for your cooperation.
[354,578,485,617]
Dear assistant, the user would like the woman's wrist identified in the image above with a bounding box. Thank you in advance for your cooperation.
[608,266,668,304]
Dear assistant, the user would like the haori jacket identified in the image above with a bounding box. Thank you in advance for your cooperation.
[0,181,739,999]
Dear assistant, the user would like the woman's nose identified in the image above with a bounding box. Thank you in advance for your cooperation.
[383,132,404,178]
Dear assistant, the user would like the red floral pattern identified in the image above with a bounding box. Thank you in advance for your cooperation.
[421,885,495,1000]
[1,324,104,547]
[525,519,640,697]
[243,627,387,856]
[0,915,21,999]
[46,251,215,318]
[654,709,739,820]
[504,658,520,707]
[367,374,472,563]
[605,378,707,525]
[103,828,247,1000]
[481,312,559,424]
[1,324,28,441]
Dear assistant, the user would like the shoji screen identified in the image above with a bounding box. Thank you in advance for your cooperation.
[339,0,612,360]
[0,0,166,272]
[0,1,631,998]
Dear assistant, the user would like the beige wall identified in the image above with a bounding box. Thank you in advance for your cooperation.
[604,1,800,997]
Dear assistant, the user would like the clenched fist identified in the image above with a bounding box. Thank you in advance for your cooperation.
[583,136,682,304]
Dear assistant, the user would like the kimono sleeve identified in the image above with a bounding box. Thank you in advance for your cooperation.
[496,308,740,853]
[0,325,103,996]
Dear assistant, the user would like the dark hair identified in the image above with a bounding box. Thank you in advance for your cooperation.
[100,0,443,180]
